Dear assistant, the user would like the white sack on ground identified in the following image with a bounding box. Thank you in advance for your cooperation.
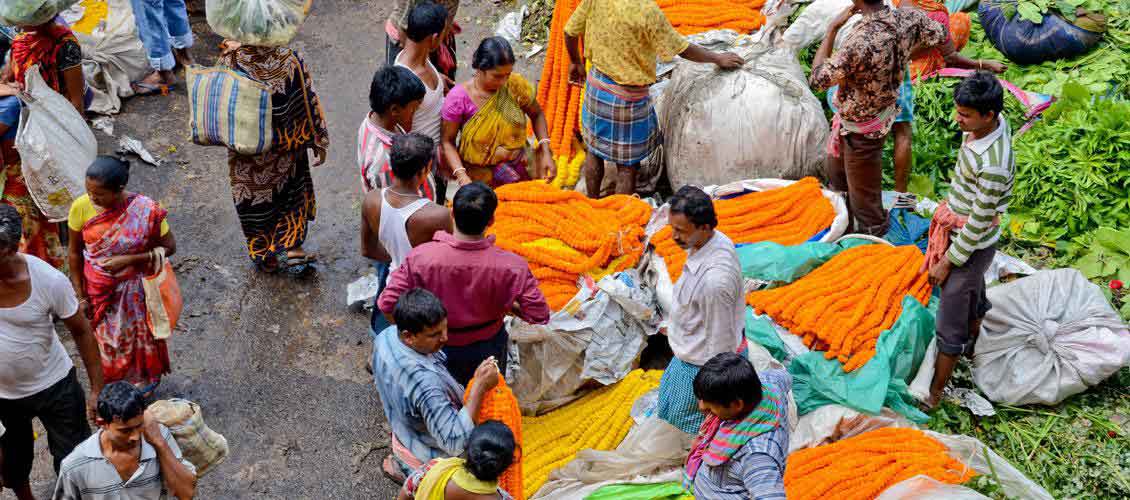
[973,268,1130,405]
[76,0,150,116]
[789,404,915,453]
[661,31,828,189]
[530,418,692,499]
[876,475,990,500]
[920,431,1053,500]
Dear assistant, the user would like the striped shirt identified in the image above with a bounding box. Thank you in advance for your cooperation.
[357,116,436,200]
[945,117,1013,266]
[53,426,196,500]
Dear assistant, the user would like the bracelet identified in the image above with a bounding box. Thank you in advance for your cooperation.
[536,138,551,149]
[452,167,468,178]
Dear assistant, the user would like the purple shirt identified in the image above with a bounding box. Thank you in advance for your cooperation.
[439,84,479,125]
[378,231,551,346]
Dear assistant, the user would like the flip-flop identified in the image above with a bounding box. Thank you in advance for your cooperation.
[131,80,170,96]
[382,454,406,484]
[284,253,318,279]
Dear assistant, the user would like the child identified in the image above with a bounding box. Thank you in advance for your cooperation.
[922,71,1013,409]
[395,1,451,203]
[357,66,429,198]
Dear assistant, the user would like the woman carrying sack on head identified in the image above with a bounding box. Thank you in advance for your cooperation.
[208,0,329,277]
[67,156,176,396]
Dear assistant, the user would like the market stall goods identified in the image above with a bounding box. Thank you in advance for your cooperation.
[785,427,977,500]
[464,377,525,500]
[490,182,652,310]
[746,244,931,372]
[521,369,662,497]
[651,177,836,282]
[537,0,586,188]
[657,0,768,35]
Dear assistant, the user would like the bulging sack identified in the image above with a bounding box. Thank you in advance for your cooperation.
[206,0,311,47]
[978,0,1104,65]
[148,399,229,477]
[0,0,78,26]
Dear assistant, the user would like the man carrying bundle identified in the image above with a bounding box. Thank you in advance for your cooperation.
[655,186,745,435]
[564,0,743,197]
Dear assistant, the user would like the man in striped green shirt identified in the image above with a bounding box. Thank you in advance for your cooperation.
[924,72,1013,409]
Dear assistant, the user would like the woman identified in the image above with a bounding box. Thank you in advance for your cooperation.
[896,0,1006,78]
[8,18,87,114]
[218,40,329,276]
[441,37,554,188]
[398,421,517,500]
[67,157,176,393]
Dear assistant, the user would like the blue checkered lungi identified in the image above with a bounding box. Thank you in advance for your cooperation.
[827,68,915,123]
[655,356,705,434]
[581,69,660,167]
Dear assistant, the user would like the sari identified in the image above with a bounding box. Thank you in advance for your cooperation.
[895,0,972,79]
[456,74,533,187]
[219,46,329,265]
[403,458,511,500]
[10,22,83,93]
[82,194,170,385]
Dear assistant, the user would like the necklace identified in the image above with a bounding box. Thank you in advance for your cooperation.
[388,186,421,198]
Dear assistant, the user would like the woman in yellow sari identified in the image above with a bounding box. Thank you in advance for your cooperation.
[398,421,517,500]
[441,37,554,188]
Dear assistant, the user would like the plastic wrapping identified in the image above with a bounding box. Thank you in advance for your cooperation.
[979,0,1103,65]
[0,0,78,26]
[876,475,990,500]
[789,404,915,453]
[923,431,1054,500]
[206,0,311,47]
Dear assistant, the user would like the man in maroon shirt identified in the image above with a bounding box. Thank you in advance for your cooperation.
[378,182,550,385]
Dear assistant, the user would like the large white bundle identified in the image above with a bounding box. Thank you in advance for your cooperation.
[661,31,828,190]
[206,0,311,47]
[0,0,77,26]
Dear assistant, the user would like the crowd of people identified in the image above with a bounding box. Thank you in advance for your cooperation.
[0,0,1017,498]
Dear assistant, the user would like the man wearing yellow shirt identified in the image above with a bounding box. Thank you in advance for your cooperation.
[564,0,743,197]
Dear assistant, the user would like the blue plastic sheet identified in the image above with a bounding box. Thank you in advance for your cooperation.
[885,208,931,253]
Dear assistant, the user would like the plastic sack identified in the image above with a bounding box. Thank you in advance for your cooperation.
[661,31,828,189]
[531,418,692,499]
[789,404,915,453]
[147,399,229,477]
[779,0,854,51]
[978,0,1103,65]
[585,483,691,500]
[15,65,95,222]
[972,268,1130,405]
[877,475,990,500]
[0,0,77,26]
[885,208,931,253]
[789,296,936,423]
[206,0,311,47]
[920,431,1053,500]
[75,0,151,115]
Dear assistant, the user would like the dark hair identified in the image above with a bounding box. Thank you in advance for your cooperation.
[390,133,435,181]
[97,381,146,423]
[471,37,516,71]
[0,204,21,251]
[669,185,717,227]
[394,288,447,334]
[369,66,426,114]
[465,420,516,481]
[406,1,448,42]
[862,0,884,5]
[693,352,762,408]
[86,156,131,192]
[452,182,497,235]
[954,70,1004,118]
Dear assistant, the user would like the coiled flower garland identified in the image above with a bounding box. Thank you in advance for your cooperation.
[463,376,525,499]
[657,0,768,35]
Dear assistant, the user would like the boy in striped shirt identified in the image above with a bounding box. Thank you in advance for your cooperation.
[922,71,1013,409]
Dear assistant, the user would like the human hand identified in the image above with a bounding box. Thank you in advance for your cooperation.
[441,74,455,93]
[928,259,952,287]
[713,52,745,70]
[830,6,859,32]
[312,146,327,167]
[456,171,473,186]
[78,296,92,320]
[0,82,18,97]
[980,60,1007,74]
[538,151,556,181]
[141,410,164,446]
[568,62,586,87]
[96,255,133,273]
[473,357,500,391]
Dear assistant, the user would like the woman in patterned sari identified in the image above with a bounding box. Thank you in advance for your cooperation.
[441,37,554,188]
[218,41,329,276]
[67,157,176,393]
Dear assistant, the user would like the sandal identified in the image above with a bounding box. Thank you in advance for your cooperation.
[284,252,318,278]
[382,454,407,484]
[254,253,282,274]
[131,80,170,96]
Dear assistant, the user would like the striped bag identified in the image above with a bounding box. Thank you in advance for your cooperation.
[186,65,273,155]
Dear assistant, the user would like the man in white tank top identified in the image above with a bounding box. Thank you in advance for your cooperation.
[396,2,453,204]
[362,133,452,335]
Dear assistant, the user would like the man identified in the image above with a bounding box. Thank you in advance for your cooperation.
[394,2,451,204]
[810,0,946,235]
[0,205,104,500]
[923,72,1012,409]
[53,382,196,499]
[372,288,500,482]
[386,0,459,85]
[128,0,195,94]
[378,182,550,386]
[362,133,452,336]
[564,0,744,197]
[655,186,744,435]
[684,353,791,499]
[358,65,429,197]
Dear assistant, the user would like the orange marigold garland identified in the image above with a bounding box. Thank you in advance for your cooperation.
[464,376,525,500]
[784,428,976,500]
[651,177,835,282]
[538,0,586,188]
[489,182,652,310]
[745,244,932,372]
[657,0,768,35]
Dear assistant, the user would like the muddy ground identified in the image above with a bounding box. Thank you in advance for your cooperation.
[7,1,544,498]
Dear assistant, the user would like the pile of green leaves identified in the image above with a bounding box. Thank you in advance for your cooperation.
[521,0,555,47]
[1070,227,1130,318]
[994,0,1111,27]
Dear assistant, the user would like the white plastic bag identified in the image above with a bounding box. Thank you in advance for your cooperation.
[15,66,95,222]
[876,475,990,500]
[973,268,1130,405]
[206,0,311,47]
[789,404,915,453]
[923,431,1053,500]
[76,0,151,115]
[0,0,77,26]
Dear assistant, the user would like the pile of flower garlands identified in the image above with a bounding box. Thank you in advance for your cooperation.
[521,369,662,497]
[489,182,653,310]
[538,0,586,189]
[463,376,524,499]
[651,177,836,282]
[657,0,768,35]
[746,244,931,372]
[785,428,976,500]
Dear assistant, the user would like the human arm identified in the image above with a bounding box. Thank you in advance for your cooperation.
[411,376,479,456]
[700,267,743,360]
[62,312,104,422]
[736,450,787,500]
[377,254,417,321]
[678,44,744,69]
[66,229,89,317]
[142,419,197,499]
[940,40,1007,73]
[513,267,551,324]
[95,228,177,276]
[946,163,1011,268]
[810,6,857,90]
[440,119,472,186]
[522,99,556,180]
[361,191,392,262]
[563,0,590,85]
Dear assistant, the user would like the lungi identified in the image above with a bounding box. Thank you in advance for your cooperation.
[581,69,660,167]
[655,356,705,434]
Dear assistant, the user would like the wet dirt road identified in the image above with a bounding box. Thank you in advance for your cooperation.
[8,1,542,498]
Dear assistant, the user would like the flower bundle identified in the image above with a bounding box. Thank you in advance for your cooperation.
[784,428,976,500]
[746,244,931,372]
[657,0,768,35]
[537,0,586,188]
[521,369,662,497]
[651,177,836,282]
[464,376,524,500]
[490,181,653,310]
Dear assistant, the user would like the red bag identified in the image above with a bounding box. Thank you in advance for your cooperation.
[144,248,183,339]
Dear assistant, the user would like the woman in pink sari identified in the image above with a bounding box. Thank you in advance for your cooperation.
[67,157,176,394]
